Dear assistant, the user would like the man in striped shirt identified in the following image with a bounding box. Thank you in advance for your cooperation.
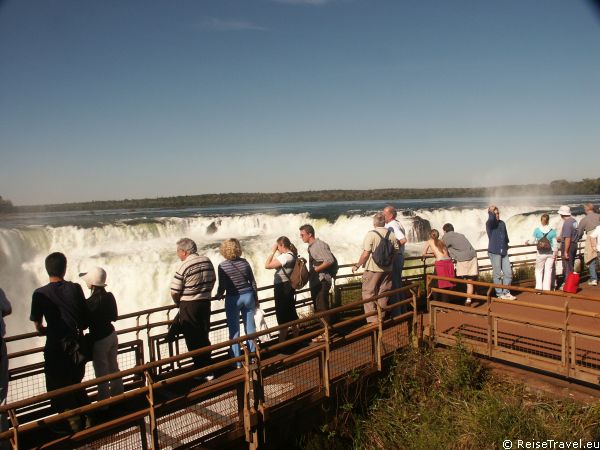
[170,238,216,376]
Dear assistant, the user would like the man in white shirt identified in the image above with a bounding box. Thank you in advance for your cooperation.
[383,206,408,315]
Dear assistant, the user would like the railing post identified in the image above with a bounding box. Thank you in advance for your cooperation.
[425,274,432,312]
[375,304,383,371]
[422,259,428,295]
[563,299,570,378]
[252,339,266,446]
[8,409,18,450]
[410,288,419,348]
[319,318,331,397]
[144,370,159,450]
[486,286,494,357]
[242,343,261,450]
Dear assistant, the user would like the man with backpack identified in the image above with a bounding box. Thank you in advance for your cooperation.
[299,224,337,331]
[352,213,399,323]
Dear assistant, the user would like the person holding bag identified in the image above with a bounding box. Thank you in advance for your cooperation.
[216,239,257,366]
[265,236,300,342]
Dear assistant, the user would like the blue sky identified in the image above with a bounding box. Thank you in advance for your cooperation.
[0,0,599,205]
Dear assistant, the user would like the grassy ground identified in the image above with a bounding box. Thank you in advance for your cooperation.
[298,344,600,450]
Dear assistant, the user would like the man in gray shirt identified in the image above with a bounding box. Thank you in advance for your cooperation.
[299,224,335,330]
[442,223,478,306]
[576,203,600,286]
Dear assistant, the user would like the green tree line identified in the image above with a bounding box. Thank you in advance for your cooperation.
[4,177,600,214]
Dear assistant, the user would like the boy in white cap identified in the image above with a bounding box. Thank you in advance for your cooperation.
[80,267,123,405]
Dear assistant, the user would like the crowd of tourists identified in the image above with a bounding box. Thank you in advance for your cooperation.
[0,203,598,435]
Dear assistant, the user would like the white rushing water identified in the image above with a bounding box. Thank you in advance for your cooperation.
[0,202,589,337]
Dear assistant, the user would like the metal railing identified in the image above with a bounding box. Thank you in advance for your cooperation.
[4,241,586,411]
[426,274,600,385]
[1,241,591,446]
[0,283,420,450]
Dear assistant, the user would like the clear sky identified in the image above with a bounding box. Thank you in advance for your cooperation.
[1,0,599,206]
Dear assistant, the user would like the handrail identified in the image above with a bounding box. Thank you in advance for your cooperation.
[0,282,419,417]
[6,240,580,345]
[427,274,600,303]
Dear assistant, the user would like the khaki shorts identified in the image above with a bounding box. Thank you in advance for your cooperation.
[456,257,479,277]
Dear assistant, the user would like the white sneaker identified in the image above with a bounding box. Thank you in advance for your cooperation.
[465,298,472,306]
[588,280,597,286]
[502,293,517,301]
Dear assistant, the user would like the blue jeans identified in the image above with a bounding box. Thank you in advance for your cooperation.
[225,291,257,360]
[389,252,406,316]
[589,255,598,282]
[488,252,512,297]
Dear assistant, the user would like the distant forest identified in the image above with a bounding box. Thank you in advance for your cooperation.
[2,178,600,214]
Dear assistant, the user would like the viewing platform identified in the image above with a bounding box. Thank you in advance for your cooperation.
[1,243,599,449]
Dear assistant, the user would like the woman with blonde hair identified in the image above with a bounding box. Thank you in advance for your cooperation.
[265,236,299,342]
[216,239,257,366]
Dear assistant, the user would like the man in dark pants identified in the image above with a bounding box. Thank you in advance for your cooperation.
[299,224,335,336]
[170,238,216,381]
[30,252,90,431]
[557,205,579,286]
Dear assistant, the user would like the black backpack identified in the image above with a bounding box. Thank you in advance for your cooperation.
[536,230,553,254]
[326,255,339,277]
[371,229,395,267]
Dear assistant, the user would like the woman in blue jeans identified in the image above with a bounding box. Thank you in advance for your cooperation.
[216,239,257,366]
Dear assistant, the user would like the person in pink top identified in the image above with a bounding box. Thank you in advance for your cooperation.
[422,229,456,297]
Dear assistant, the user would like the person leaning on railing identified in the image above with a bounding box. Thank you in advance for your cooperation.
[170,238,216,381]
[441,223,478,306]
[422,229,456,303]
[264,236,300,343]
[30,252,91,431]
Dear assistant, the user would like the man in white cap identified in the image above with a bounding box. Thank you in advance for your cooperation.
[558,205,579,283]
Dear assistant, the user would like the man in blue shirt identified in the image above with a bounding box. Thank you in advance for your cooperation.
[486,205,516,300]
